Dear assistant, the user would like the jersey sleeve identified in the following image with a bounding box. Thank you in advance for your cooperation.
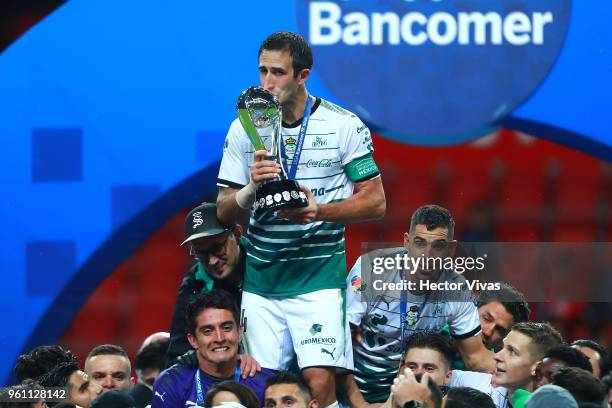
[346,256,367,326]
[448,300,481,339]
[339,114,380,182]
[217,119,250,188]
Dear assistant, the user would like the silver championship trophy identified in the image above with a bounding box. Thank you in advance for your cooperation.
[237,86,309,213]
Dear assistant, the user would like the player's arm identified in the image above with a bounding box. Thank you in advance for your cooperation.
[317,175,385,222]
[217,150,280,225]
[337,374,381,408]
[216,186,244,225]
[456,335,495,373]
[449,292,494,373]
[277,172,385,225]
[311,114,386,223]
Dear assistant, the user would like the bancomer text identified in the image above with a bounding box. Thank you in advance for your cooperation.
[310,2,553,46]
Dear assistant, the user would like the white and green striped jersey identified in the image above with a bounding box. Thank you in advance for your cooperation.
[346,249,481,402]
[218,97,379,296]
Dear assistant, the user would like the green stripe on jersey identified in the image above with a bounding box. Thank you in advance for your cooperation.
[325,184,344,193]
[244,250,346,296]
[354,361,396,402]
[295,171,345,181]
[248,239,345,259]
[248,220,343,239]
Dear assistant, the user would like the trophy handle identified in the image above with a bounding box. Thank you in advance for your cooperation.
[238,109,266,151]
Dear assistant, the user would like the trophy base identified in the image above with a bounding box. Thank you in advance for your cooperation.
[254,179,309,213]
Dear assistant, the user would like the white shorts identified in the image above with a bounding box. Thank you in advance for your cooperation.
[241,289,351,370]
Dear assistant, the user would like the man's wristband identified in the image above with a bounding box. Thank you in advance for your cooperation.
[235,181,257,210]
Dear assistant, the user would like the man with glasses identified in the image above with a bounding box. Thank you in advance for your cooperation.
[167,202,247,366]
[341,205,494,404]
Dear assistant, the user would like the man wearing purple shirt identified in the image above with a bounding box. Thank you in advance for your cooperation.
[152,290,275,407]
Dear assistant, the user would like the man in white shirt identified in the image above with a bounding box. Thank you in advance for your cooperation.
[450,322,563,408]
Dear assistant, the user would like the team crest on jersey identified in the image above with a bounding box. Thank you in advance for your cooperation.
[350,276,365,292]
[433,303,443,316]
[284,136,297,161]
[310,323,323,335]
[405,305,420,326]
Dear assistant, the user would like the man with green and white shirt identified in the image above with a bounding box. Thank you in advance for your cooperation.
[216,31,386,408]
[344,205,495,403]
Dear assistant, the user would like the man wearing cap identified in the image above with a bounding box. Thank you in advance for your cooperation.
[167,202,246,366]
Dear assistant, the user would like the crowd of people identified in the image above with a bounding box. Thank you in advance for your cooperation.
[3,31,610,408]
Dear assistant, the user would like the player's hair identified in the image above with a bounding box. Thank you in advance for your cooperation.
[265,371,312,403]
[0,380,45,408]
[544,345,593,372]
[86,344,129,360]
[135,337,169,372]
[552,367,605,405]
[186,289,240,335]
[204,380,261,408]
[475,282,530,323]
[258,31,313,77]
[444,387,496,408]
[85,344,131,374]
[52,403,77,408]
[37,360,80,388]
[14,345,77,383]
[572,339,611,377]
[409,205,455,239]
[511,322,563,361]
[402,332,455,371]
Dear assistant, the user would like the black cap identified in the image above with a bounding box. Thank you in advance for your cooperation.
[181,203,234,246]
[91,390,136,408]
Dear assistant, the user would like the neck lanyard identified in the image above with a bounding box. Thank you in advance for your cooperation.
[195,366,241,406]
[399,269,431,348]
[279,94,312,179]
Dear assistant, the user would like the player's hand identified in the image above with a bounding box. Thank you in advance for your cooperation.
[350,323,365,344]
[237,354,261,378]
[250,150,281,185]
[277,184,318,225]
[390,369,433,408]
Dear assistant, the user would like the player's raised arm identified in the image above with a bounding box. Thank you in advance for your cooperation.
[457,335,495,373]
[217,146,281,225]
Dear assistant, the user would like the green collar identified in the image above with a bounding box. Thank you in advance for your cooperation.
[194,238,246,291]
[195,261,215,292]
